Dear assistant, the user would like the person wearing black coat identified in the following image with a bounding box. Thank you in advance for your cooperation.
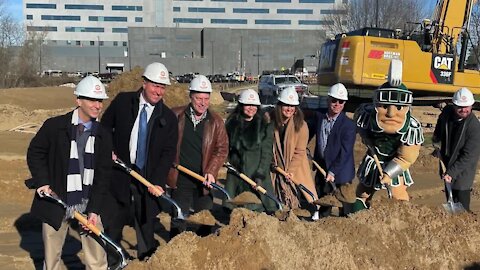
[27,76,112,269]
[101,62,178,262]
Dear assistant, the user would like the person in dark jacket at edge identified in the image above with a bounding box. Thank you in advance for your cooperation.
[101,62,178,264]
[167,75,228,239]
[27,76,112,270]
[432,87,480,212]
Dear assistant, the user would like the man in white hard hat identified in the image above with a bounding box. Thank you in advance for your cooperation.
[167,74,228,238]
[308,83,356,218]
[432,87,480,212]
[102,62,178,262]
[27,76,112,269]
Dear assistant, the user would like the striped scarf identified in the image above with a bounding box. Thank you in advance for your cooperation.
[66,109,96,217]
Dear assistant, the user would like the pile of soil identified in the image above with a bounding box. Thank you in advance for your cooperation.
[315,194,342,207]
[187,210,217,226]
[228,191,262,205]
[129,203,480,269]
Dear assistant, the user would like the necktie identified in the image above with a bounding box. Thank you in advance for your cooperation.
[78,124,85,135]
[136,104,148,169]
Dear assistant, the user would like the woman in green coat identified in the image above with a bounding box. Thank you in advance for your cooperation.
[223,89,277,212]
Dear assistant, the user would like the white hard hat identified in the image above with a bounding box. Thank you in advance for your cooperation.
[278,86,300,106]
[74,76,108,100]
[328,83,348,100]
[453,87,475,107]
[143,62,171,85]
[189,75,212,93]
[238,89,261,106]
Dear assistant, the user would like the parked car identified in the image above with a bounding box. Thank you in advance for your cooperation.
[258,74,308,104]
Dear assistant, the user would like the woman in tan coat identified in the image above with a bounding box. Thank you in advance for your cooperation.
[271,86,318,212]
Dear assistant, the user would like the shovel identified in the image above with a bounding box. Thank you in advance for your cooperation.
[41,192,128,270]
[113,158,185,220]
[271,164,318,203]
[366,145,392,199]
[173,163,232,200]
[306,150,339,193]
[439,159,465,214]
[223,162,283,210]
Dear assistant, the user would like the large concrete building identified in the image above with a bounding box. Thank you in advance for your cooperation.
[23,0,338,74]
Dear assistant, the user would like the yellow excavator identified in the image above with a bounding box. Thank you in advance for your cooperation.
[317,0,480,96]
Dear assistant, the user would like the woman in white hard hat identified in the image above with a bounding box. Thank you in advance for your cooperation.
[223,89,277,213]
[432,87,480,212]
[270,86,319,216]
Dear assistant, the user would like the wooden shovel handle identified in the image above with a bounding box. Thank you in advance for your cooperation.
[73,212,101,236]
[311,159,327,178]
[175,164,206,183]
[130,170,162,193]
[273,165,301,186]
[238,172,267,194]
[439,159,447,174]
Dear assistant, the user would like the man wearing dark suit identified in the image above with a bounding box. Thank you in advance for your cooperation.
[101,62,178,262]
[309,83,356,218]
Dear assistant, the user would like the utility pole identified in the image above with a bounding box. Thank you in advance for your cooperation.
[375,0,379,28]
[97,36,101,74]
[252,43,263,76]
[240,35,243,73]
[128,39,132,71]
[210,40,214,74]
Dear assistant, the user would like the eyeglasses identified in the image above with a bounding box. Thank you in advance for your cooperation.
[330,98,345,105]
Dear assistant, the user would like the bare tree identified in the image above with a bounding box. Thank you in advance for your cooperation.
[323,0,427,36]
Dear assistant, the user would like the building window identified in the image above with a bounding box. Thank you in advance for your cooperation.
[188,7,225,13]
[26,26,57,31]
[66,27,105,32]
[320,9,347,15]
[26,15,33,20]
[211,18,247,24]
[65,4,103,10]
[255,0,291,2]
[99,41,104,46]
[89,16,128,22]
[298,20,331,25]
[112,5,143,11]
[90,41,95,46]
[26,3,56,9]
[173,18,203,23]
[255,19,291,25]
[176,35,193,41]
[76,41,81,46]
[135,17,143,22]
[112,28,128,33]
[233,8,268,13]
[211,0,247,1]
[277,9,313,14]
[113,41,118,46]
[123,41,128,47]
[173,7,180,12]
[42,15,81,21]
[299,0,334,2]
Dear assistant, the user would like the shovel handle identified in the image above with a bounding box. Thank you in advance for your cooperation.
[130,170,156,189]
[238,172,268,194]
[73,212,102,236]
[272,165,300,185]
[174,164,207,183]
[311,159,327,178]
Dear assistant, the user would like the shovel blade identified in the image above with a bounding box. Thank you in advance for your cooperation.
[443,201,466,214]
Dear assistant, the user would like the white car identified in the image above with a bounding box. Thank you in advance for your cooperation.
[258,74,308,104]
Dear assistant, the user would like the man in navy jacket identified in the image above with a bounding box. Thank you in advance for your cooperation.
[309,83,356,218]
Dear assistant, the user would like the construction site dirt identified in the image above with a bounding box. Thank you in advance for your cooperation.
[1,84,479,270]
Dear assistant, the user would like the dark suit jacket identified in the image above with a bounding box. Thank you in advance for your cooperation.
[27,111,113,230]
[309,111,356,184]
[101,90,178,218]
[433,105,480,190]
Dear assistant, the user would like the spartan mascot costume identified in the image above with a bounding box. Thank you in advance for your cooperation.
[353,60,424,211]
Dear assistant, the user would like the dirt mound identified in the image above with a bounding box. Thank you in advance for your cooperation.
[187,210,218,226]
[0,104,70,131]
[129,202,480,270]
[228,191,262,205]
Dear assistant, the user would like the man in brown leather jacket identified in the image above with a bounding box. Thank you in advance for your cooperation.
[167,75,228,238]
